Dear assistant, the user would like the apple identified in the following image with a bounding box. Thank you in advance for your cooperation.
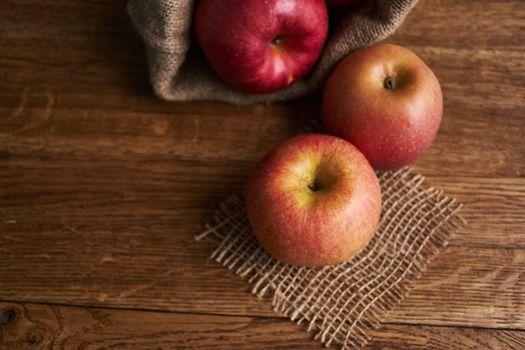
[322,44,443,170]
[245,134,382,267]
[194,0,329,94]
[326,0,363,8]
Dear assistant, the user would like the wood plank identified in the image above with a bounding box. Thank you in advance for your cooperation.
[0,101,524,178]
[1,38,523,114]
[0,101,310,162]
[1,159,524,328]
[0,302,315,350]
[1,41,523,177]
[1,245,515,328]
[1,302,524,350]
[2,36,523,109]
[1,157,523,248]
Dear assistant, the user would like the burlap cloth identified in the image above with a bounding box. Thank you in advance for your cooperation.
[196,167,465,349]
[127,0,419,105]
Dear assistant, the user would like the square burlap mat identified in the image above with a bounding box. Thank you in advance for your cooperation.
[196,168,464,349]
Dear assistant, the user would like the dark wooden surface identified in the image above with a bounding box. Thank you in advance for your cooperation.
[1,0,524,348]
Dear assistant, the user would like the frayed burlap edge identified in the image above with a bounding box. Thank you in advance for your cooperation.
[127,0,419,105]
[196,168,465,349]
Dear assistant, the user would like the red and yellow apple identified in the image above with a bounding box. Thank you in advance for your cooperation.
[245,134,382,267]
[194,0,329,94]
[322,44,443,170]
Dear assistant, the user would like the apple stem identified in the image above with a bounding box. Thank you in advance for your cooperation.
[271,36,282,46]
[384,76,396,90]
[308,182,319,192]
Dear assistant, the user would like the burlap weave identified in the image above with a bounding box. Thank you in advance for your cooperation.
[196,167,465,349]
[127,0,419,105]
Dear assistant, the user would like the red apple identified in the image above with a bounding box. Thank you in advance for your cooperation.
[322,44,443,170]
[245,134,382,267]
[194,0,328,94]
[326,0,363,8]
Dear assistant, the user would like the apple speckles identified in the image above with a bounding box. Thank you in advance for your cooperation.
[194,0,328,93]
[322,43,443,170]
[245,134,381,266]
[275,0,296,14]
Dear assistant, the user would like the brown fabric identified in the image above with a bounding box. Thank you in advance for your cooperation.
[196,168,465,349]
[127,0,419,105]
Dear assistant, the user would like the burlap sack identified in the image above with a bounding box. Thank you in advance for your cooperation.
[127,0,419,105]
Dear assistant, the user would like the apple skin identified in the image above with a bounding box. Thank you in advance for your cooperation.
[245,134,382,267]
[322,44,443,170]
[194,0,328,94]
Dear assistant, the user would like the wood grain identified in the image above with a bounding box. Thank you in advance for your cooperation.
[3,171,522,330]
[1,0,524,348]
[1,302,524,350]
[386,247,525,328]
[426,177,525,248]
[1,2,524,179]
[389,0,525,50]
[0,99,523,178]
[1,157,523,252]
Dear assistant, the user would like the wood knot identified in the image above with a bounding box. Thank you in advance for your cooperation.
[1,308,17,325]
[26,328,44,345]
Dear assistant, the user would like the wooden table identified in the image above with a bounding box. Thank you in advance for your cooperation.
[1,0,524,348]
